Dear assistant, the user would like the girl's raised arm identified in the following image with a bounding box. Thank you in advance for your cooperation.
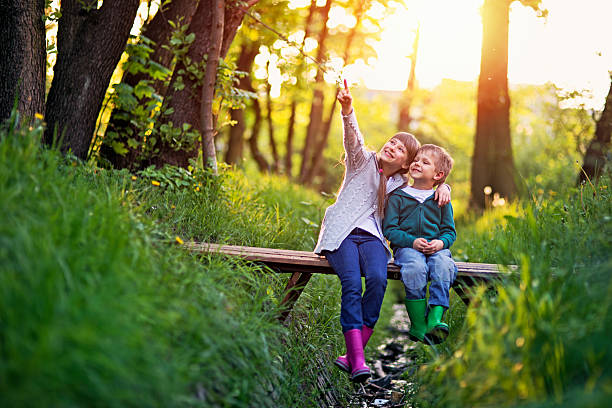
[338,82,367,169]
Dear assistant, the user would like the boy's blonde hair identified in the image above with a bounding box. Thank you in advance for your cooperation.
[418,144,454,186]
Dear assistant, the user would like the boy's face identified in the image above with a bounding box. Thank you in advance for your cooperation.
[409,151,444,185]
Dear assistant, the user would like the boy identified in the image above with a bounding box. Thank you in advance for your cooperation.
[383,144,457,345]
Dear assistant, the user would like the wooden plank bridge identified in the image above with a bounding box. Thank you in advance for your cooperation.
[186,242,514,321]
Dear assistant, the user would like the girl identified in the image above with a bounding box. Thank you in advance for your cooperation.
[314,83,450,383]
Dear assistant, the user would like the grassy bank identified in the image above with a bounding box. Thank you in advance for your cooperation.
[0,115,383,407]
[406,175,612,407]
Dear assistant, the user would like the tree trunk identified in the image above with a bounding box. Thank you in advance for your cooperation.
[299,0,333,183]
[284,0,317,179]
[578,74,612,183]
[152,0,258,168]
[248,97,269,172]
[100,0,198,169]
[469,0,517,209]
[43,0,140,159]
[0,0,46,123]
[200,0,224,173]
[304,0,365,185]
[285,102,297,177]
[225,42,259,165]
[397,24,419,131]
[265,61,280,173]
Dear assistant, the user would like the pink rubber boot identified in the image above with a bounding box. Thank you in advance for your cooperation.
[334,325,373,373]
[344,329,370,383]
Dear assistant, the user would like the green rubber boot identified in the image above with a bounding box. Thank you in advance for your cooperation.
[404,298,428,343]
[425,305,449,345]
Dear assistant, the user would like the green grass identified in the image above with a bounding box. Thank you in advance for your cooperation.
[404,175,612,407]
[0,114,362,407]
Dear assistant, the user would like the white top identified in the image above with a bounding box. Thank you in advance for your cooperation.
[313,110,406,259]
[401,185,435,203]
[356,212,381,239]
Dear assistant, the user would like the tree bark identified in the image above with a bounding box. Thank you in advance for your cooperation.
[304,0,365,185]
[299,0,333,183]
[265,61,280,173]
[578,74,612,184]
[469,0,517,209]
[225,42,259,165]
[152,0,258,168]
[200,0,224,173]
[285,102,297,176]
[43,0,140,159]
[0,0,46,123]
[397,24,419,131]
[100,0,198,169]
[248,97,269,172]
[285,0,317,179]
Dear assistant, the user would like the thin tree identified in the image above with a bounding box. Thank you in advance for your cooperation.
[153,0,259,168]
[0,0,46,122]
[578,74,612,184]
[200,0,224,173]
[298,0,333,184]
[285,0,317,179]
[43,0,140,159]
[397,24,420,131]
[248,96,269,171]
[265,60,280,172]
[225,41,259,165]
[303,0,367,186]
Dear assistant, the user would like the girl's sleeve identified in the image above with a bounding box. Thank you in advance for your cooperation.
[342,110,368,170]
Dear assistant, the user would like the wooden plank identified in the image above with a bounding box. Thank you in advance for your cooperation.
[186,242,512,280]
[188,242,514,315]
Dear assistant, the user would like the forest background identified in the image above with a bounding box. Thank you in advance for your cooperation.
[1,0,611,407]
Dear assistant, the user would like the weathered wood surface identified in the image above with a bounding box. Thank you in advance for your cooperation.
[187,242,515,319]
[187,242,511,279]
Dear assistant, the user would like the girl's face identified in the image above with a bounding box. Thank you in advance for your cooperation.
[378,137,411,172]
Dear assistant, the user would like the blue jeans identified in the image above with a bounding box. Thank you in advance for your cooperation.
[323,229,389,333]
[394,247,457,308]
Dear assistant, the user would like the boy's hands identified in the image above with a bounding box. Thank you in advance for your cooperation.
[337,80,353,115]
[434,184,451,207]
[413,238,444,254]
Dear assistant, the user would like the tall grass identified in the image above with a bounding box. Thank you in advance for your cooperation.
[410,175,612,407]
[0,114,361,407]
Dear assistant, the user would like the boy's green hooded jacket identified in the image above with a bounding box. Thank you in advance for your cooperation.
[383,188,456,252]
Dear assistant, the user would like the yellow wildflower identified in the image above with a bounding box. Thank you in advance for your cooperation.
[175,236,184,245]
[34,113,44,120]
[151,180,160,186]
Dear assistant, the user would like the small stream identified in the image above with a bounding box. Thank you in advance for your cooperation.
[341,304,421,408]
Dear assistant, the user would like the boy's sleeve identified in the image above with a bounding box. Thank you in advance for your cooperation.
[438,201,456,249]
[383,194,417,249]
[342,110,368,170]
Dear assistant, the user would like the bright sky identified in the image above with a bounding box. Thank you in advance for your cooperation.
[344,0,612,109]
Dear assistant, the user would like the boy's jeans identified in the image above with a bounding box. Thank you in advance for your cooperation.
[394,247,457,308]
[323,228,388,333]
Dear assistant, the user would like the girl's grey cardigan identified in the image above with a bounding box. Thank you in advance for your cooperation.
[314,110,406,259]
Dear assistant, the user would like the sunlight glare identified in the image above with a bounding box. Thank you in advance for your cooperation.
[328,6,357,30]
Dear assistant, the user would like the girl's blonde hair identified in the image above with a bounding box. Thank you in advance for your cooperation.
[376,132,420,217]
